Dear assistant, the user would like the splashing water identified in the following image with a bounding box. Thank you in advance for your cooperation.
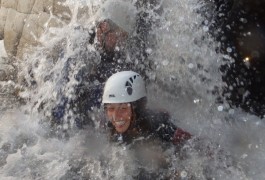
[1,0,265,179]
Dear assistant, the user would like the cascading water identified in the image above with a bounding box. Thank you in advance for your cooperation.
[0,0,264,179]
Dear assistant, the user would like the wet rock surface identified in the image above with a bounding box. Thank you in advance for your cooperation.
[0,0,72,111]
[0,0,71,59]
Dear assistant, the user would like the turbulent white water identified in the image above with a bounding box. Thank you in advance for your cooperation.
[1,0,265,179]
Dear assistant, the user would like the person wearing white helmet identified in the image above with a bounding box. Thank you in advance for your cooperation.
[70,0,158,128]
[51,0,161,128]
[51,1,138,128]
[101,71,192,179]
[102,71,192,145]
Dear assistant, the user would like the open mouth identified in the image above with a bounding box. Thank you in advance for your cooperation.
[114,120,126,126]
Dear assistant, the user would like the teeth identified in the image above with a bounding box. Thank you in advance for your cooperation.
[115,121,126,126]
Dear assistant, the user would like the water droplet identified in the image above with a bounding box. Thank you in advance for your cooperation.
[146,48,152,54]
[193,99,200,103]
[180,170,188,178]
[188,63,194,69]
[226,47,232,53]
[240,18,248,23]
[115,46,120,51]
[217,105,223,111]
[203,26,209,32]
[162,60,169,66]
[241,154,248,159]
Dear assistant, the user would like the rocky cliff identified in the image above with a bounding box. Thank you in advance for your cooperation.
[0,0,73,109]
[0,0,72,59]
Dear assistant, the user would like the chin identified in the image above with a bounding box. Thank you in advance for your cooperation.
[115,125,129,133]
[116,128,127,134]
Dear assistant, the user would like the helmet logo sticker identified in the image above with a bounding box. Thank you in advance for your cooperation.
[126,87,133,95]
[125,75,139,95]
[125,81,133,95]
[109,94,115,98]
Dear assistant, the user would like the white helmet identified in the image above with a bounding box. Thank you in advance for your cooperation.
[96,0,137,34]
[102,71,147,104]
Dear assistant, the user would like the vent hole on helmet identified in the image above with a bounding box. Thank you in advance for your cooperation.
[126,81,132,87]
[126,86,133,95]
[129,77,133,83]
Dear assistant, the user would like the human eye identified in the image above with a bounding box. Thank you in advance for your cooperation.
[107,106,115,112]
[120,107,128,112]
[120,105,130,112]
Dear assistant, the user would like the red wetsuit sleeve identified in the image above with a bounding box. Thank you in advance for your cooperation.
[173,128,192,145]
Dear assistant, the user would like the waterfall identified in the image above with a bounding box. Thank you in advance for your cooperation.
[0,0,264,179]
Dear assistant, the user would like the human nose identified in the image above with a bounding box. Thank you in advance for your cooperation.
[112,108,124,120]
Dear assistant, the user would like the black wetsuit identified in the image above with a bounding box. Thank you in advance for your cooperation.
[108,109,191,146]
[107,109,192,179]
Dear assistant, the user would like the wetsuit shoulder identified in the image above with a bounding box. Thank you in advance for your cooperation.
[140,109,192,144]
[139,109,176,142]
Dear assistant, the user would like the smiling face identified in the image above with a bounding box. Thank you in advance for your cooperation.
[105,103,133,133]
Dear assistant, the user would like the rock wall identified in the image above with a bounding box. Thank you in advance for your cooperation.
[0,0,73,110]
[0,0,72,59]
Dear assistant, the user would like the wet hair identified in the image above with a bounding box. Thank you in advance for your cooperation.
[131,97,147,120]
[96,19,123,32]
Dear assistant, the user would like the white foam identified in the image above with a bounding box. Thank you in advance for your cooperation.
[0,40,7,57]
[1,0,264,179]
